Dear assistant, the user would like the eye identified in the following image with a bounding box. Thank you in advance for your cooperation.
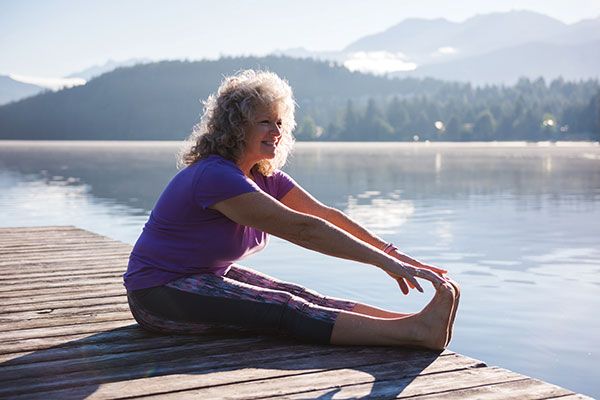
[258,120,270,125]
[276,120,283,127]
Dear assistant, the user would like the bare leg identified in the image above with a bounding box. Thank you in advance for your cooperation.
[330,282,455,350]
[351,302,411,318]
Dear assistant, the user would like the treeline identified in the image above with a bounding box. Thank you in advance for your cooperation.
[0,57,448,140]
[295,77,600,141]
[0,56,598,141]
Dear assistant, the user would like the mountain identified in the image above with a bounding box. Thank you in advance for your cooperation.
[551,17,600,45]
[345,17,458,62]
[0,75,46,106]
[345,11,571,62]
[67,58,152,80]
[396,40,600,84]
[0,56,448,140]
[278,11,600,84]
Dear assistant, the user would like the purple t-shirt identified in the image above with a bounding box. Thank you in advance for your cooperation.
[124,155,296,291]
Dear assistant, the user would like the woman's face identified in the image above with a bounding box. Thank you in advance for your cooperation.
[243,103,283,164]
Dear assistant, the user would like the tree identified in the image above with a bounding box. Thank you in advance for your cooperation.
[473,110,496,139]
[295,116,320,140]
[359,98,394,140]
[445,116,461,141]
[342,99,360,140]
[386,96,410,138]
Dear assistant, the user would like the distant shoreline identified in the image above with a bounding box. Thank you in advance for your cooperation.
[0,140,598,148]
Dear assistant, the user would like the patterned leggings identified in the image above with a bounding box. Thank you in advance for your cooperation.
[127,264,357,344]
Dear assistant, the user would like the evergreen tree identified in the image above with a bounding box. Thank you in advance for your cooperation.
[445,116,461,141]
[343,99,359,140]
[474,110,497,139]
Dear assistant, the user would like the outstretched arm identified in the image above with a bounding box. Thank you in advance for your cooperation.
[210,190,446,292]
[281,185,447,293]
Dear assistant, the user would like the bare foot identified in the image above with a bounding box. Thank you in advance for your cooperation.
[412,282,455,350]
[444,278,461,347]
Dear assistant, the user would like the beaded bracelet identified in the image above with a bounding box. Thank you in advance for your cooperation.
[382,242,398,254]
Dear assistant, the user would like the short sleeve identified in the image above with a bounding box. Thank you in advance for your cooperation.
[271,169,297,200]
[193,161,260,209]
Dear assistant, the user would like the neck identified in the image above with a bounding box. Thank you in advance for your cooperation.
[237,157,256,179]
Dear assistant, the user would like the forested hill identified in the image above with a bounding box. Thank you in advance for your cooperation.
[0,56,598,141]
[0,56,444,140]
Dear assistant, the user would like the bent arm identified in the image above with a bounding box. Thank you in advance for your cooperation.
[211,191,442,290]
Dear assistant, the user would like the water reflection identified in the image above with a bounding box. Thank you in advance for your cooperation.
[1,141,600,397]
[345,190,414,234]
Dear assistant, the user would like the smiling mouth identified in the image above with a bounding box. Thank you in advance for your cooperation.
[261,141,276,146]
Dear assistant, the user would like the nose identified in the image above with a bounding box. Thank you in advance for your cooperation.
[270,123,282,137]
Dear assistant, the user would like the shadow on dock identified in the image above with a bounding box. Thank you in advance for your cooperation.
[0,324,445,399]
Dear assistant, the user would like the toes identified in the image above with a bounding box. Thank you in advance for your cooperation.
[438,282,455,296]
[445,279,461,300]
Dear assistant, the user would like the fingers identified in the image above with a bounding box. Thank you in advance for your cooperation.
[388,267,446,294]
[419,268,447,288]
[397,278,409,295]
[421,264,448,275]
[388,272,410,295]
[404,271,424,293]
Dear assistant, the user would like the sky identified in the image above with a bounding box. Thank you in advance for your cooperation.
[1,0,600,79]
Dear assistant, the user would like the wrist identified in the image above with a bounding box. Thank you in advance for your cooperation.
[382,242,397,254]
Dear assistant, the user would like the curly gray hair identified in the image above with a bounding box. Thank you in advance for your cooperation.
[179,69,296,175]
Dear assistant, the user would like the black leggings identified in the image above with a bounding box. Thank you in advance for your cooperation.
[127,265,357,344]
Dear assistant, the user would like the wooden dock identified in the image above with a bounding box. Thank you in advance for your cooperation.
[0,226,591,399]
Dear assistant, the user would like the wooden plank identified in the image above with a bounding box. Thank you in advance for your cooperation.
[0,336,286,383]
[0,243,130,256]
[245,367,534,400]
[0,333,259,364]
[0,272,124,287]
[0,310,134,333]
[0,242,129,254]
[0,304,131,327]
[0,239,116,248]
[0,288,125,305]
[0,238,122,249]
[121,358,499,400]
[408,378,584,399]
[0,319,136,342]
[0,286,125,301]
[3,348,462,399]
[0,324,162,356]
[0,294,127,314]
[0,252,130,267]
[0,277,122,294]
[0,266,124,280]
[0,226,81,234]
[0,344,347,396]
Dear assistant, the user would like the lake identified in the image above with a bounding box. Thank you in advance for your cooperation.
[1,140,599,397]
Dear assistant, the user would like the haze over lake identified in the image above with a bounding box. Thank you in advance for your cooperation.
[1,141,599,397]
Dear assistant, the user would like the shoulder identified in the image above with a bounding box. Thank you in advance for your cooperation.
[194,155,240,172]
[190,155,260,209]
[191,155,245,181]
[259,169,297,200]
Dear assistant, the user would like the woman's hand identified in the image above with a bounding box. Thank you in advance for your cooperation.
[386,260,448,295]
[383,260,447,294]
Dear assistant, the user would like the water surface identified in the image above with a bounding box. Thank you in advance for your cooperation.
[1,141,599,397]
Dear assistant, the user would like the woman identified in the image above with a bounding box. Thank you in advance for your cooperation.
[124,70,459,349]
